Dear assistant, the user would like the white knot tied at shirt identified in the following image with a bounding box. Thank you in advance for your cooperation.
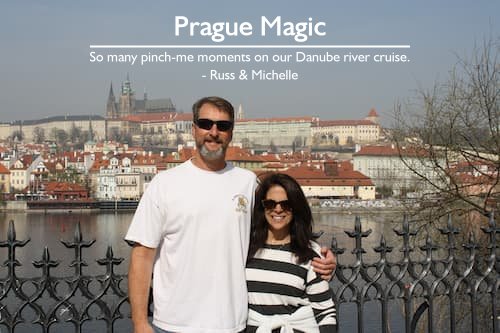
[247,306,320,333]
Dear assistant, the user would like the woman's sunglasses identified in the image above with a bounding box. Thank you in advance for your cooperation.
[195,118,233,132]
[261,199,292,211]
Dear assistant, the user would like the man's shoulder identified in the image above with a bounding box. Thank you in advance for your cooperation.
[151,160,191,182]
[228,163,256,178]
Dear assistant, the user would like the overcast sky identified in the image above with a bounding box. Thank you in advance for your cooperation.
[1,0,498,125]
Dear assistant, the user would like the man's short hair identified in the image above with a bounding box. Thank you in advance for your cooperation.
[192,96,235,123]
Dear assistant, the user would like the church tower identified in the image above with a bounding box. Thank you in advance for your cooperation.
[365,108,380,124]
[106,82,118,119]
[118,74,135,117]
[237,104,244,120]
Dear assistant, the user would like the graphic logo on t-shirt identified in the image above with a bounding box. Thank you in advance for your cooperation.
[233,194,249,213]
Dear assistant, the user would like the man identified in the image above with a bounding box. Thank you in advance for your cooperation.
[126,96,335,333]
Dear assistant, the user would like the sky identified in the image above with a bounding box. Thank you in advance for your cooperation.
[0,0,498,125]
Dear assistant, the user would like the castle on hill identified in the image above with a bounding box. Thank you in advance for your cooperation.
[106,74,176,119]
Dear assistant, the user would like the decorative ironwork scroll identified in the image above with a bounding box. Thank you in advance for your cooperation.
[0,214,498,332]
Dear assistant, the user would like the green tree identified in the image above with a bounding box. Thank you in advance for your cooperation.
[56,166,81,183]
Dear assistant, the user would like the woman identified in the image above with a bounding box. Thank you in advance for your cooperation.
[246,173,337,333]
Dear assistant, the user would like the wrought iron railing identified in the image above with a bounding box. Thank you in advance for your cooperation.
[0,214,498,333]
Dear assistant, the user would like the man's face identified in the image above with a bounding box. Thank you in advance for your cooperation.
[192,103,233,161]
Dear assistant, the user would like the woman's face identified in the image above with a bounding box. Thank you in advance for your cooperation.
[263,185,293,237]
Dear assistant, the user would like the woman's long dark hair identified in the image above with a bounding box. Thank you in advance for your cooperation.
[248,172,316,264]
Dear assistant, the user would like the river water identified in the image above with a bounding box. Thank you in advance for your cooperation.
[0,210,406,332]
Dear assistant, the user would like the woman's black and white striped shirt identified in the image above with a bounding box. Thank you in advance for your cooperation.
[245,242,336,333]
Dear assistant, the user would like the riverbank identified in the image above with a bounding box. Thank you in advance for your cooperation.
[0,200,139,212]
[311,198,410,214]
[1,199,408,214]
[313,206,407,214]
[0,200,27,212]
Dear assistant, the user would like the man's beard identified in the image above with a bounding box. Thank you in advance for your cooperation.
[197,140,227,160]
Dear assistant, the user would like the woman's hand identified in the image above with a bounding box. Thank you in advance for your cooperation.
[312,247,336,281]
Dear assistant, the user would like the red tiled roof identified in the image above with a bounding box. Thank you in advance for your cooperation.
[42,161,59,173]
[121,112,177,123]
[453,173,497,184]
[163,155,187,163]
[133,154,163,165]
[0,163,9,174]
[89,159,109,171]
[24,143,45,150]
[368,108,379,117]
[11,155,35,170]
[277,163,375,187]
[451,160,497,172]
[259,154,281,162]
[298,178,374,186]
[120,112,193,123]
[44,181,87,192]
[180,148,195,160]
[127,146,145,152]
[338,160,354,171]
[226,147,265,162]
[174,113,193,121]
[263,163,287,169]
[353,145,429,157]
[93,152,105,160]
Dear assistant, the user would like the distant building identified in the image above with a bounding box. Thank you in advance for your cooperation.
[0,75,178,142]
[282,161,376,200]
[42,181,89,200]
[116,112,193,145]
[0,163,10,194]
[4,115,106,143]
[233,116,316,149]
[10,154,43,191]
[311,109,381,146]
[353,144,443,196]
[106,75,176,119]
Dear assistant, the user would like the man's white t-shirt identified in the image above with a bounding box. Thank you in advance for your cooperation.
[125,160,256,333]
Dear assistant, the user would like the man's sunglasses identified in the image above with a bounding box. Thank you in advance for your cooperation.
[261,199,292,211]
[195,118,233,132]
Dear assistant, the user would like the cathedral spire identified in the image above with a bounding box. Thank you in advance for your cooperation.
[88,116,95,142]
[106,82,118,119]
[119,74,135,117]
[122,73,133,95]
[108,82,115,100]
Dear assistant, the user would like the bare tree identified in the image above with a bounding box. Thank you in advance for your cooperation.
[10,129,24,142]
[32,127,45,144]
[269,139,278,153]
[175,133,185,146]
[69,122,82,144]
[392,36,499,218]
[390,37,499,332]
[54,129,69,148]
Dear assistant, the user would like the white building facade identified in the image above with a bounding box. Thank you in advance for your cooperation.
[233,117,316,148]
[353,145,444,196]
